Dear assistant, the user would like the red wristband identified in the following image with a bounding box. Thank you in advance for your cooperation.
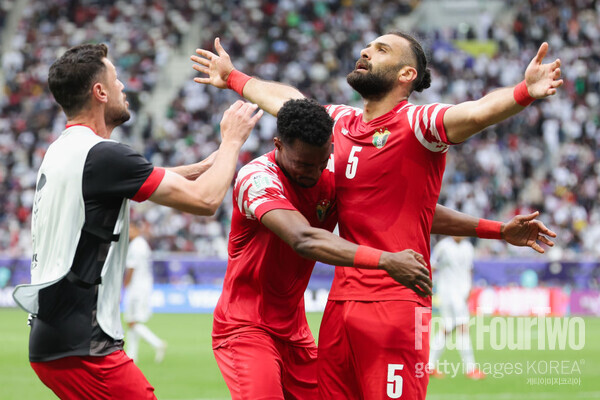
[513,80,535,107]
[475,219,503,240]
[353,245,383,269]
[226,69,252,96]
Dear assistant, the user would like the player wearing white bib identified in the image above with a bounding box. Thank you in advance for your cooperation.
[11,43,262,399]
[124,220,166,363]
[429,236,484,379]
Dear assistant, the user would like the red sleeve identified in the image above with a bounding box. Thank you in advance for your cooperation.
[132,167,165,202]
[255,200,297,221]
[435,106,451,144]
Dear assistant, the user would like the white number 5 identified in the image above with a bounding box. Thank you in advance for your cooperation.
[345,146,362,179]
[387,363,404,398]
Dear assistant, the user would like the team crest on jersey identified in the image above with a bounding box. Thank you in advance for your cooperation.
[316,199,331,222]
[372,128,391,149]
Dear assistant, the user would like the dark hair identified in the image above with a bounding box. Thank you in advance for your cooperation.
[276,99,333,146]
[388,31,431,93]
[48,43,108,117]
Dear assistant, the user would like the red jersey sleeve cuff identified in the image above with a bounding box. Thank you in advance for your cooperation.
[255,200,297,221]
[132,167,165,202]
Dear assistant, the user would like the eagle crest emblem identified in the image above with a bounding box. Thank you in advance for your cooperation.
[316,199,331,222]
[372,128,391,149]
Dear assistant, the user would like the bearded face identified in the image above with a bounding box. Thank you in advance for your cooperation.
[105,101,130,127]
[346,60,402,100]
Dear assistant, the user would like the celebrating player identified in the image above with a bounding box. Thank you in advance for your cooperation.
[12,43,262,399]
[192,31,561,399]
[209,98,555,399]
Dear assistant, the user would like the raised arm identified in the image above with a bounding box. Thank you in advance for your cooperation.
[431,204,556,253]
[262,209,432,297]
[191,37,305,116]
[443,42,563,143]
[149,101,263,215]
[166,150,217,180]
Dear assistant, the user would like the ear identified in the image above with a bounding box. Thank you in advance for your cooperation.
[273,137,282,151]
[398,65,418,85]
[91,82,108,104]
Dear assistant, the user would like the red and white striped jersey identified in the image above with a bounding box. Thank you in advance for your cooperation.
[213,150,337,346]
[326,100,454,306]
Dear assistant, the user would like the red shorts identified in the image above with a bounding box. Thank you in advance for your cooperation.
[30,350,155,400]
[317,300,432,400]
[213,330,317,399]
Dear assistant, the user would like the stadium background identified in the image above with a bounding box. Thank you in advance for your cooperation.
[0,0,599,398]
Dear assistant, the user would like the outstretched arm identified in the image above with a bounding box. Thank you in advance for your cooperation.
[262,209,432,297]
[443,42,563,143]
[191,37,304,116]
[431,205,556,253]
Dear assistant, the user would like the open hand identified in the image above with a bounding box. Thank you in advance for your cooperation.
[220,101,263,145]
[192,37,235,89]
[524,42,563,98]
[503,211,556,253]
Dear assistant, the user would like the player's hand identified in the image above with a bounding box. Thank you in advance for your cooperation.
[192,37,235,89]
[219,101,263,146]
[524,42,563,99]
[380,250,432,297]
[502,211,557,253]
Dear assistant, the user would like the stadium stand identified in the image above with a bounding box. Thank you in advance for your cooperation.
[0,0,598,260]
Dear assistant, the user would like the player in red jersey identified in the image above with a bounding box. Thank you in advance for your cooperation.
[193,32,561,399]
[214,98,435,399]
[212,98,554,400]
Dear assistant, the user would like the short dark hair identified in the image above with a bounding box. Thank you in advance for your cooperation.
[276,99,333,147]
[48,43,108,117]
[388,31,431,93]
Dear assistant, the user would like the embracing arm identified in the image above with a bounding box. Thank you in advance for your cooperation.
[149,101,263,215]
[443,42,563,143]
[262,208,432,296]
[431,204,556,253]
[192,37,304,116]
[166,150,217,180]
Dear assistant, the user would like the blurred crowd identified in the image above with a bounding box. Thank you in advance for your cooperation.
[0,0,598,260]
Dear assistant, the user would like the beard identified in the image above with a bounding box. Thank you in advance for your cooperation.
[105,102,130,127]
[346,64,400,100]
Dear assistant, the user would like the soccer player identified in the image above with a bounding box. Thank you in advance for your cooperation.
[192,32,561,399]
[11,43,262,400]
[123,218,167,364]
[428,236,484,379]
[211,98,555,399]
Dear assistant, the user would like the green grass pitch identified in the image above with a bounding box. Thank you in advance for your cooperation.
[1,309,599,399]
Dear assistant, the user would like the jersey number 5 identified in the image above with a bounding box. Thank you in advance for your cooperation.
[387,363,404,398]
[345,146,362,179]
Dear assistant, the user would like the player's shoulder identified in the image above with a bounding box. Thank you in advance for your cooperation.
[235,152,283,193]
[89,139,137,158]
[400,101,453,116]
[326,104,363,120]
[129,236,150,252]
[237,153,278,180]
[461,239,475,251]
